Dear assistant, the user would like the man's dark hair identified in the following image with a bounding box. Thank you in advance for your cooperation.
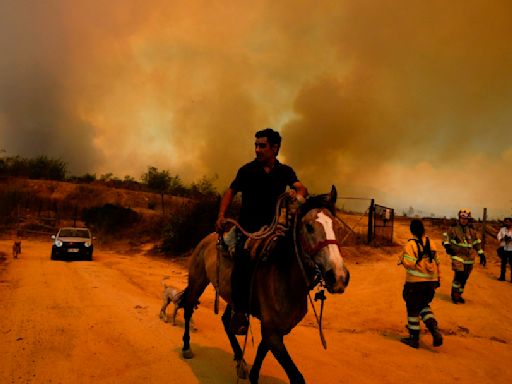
[255,128,282,148]
[410,219,425,239]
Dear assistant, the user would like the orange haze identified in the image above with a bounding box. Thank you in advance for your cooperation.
[1,1,511,217]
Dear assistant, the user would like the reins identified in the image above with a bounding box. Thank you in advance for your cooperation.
[292,209,328,349]
[222,192,291,239]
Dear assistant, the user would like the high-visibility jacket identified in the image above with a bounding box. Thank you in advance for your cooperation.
[443,224,483,270]
[399,236,440,283]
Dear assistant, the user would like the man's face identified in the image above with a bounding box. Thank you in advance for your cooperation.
[459,216,469,226]
[255,137,277,164]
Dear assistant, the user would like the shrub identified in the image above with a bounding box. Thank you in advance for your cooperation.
[161,197,219,255]
[82,204,140,234]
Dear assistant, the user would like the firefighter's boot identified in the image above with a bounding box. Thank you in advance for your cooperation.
[400,330,419,349]
[425,318,443,347]
[451,287,462,304]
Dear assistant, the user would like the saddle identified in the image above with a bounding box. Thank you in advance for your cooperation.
[245,224,288,262]
[219,224,288,262]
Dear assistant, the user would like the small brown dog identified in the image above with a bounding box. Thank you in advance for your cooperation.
[12,241,21,259]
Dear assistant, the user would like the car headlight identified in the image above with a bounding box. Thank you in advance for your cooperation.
[84,241,91,247]
[55,240,63,247]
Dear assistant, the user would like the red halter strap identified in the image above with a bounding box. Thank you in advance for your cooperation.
[301,238,340,256]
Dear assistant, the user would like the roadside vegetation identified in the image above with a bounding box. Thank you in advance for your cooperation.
[0,154,220,256]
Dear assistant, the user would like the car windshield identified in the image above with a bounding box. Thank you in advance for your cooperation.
[59,229,90,238]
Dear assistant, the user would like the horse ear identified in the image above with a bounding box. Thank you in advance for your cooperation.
[330,185,337,205]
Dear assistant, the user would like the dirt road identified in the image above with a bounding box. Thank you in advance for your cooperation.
[1,236,511,384]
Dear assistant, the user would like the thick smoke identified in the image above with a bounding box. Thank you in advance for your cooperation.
[1,1,511,216]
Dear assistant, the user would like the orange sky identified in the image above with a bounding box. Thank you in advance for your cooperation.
[1,0,511,217]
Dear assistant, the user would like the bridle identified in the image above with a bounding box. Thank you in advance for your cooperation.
[301,238,340,257]
[293,208,343,350]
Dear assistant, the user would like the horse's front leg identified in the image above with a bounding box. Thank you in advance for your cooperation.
[221,305,249,379]
[249,340,269,383]
[265,331,305,384]
[182,303,194,359]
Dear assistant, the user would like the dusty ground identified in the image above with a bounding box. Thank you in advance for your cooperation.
[1,223,512,384]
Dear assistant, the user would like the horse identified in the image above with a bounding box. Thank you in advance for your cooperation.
[178,186,350,383]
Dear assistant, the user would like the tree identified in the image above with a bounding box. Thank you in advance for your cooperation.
[189,174,218,199]
[141,166,172,214]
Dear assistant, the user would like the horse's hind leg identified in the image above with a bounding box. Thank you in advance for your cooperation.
[265,331,305,384]
[181,281,208,359]
[249,341,269,384]
[221,305,248,379]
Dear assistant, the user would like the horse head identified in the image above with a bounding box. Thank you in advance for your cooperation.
[298,185,350,294]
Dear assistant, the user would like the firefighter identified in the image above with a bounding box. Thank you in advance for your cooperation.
[398,219,443,349]
[443,208,486,304]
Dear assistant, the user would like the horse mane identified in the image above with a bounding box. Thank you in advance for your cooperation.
[298,192,336,220]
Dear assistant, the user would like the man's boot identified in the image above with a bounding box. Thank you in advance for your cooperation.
[400,329,419,349]
[425,318,443,347]
[499,263,506,281]
[451,287,461,304]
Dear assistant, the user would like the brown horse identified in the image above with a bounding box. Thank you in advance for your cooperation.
[179,186,350,383]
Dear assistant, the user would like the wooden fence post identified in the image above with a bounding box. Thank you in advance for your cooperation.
[368,199,375,244]
[481,207,487,250]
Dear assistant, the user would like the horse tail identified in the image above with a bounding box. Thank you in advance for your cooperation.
[178,286,201,310]
[177,286,189,310]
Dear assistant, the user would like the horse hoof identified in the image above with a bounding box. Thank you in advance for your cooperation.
[236,359,249,379]
[182,349,194,359]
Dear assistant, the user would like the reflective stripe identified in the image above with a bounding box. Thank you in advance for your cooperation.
[477,250,484,255]
[422,313,434,321]
[419,307,431,315]
[403,254,417,262]
[408,324,421,330]
[473,239,481,245]
[452,255,475,264]
[452,282,461,288]
[408,316,419,322]
[406,269,436,279]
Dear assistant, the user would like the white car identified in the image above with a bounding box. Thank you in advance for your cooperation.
[51,227,94,261]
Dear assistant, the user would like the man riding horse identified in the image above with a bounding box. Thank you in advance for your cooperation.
[216,128,308,335]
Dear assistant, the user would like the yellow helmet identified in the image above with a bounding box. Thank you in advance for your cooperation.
[458,208,471,218]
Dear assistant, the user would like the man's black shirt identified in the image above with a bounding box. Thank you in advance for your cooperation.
[230,159,298,232]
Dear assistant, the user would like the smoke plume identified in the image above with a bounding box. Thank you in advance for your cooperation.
[1,0,511,216]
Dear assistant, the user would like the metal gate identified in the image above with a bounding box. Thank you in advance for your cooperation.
[369,201,394,245]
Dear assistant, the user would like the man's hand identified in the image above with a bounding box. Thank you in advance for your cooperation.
[443,244,455,256]
[479,254,487,266]
[216,216,227,233]
[288,189,305,204]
